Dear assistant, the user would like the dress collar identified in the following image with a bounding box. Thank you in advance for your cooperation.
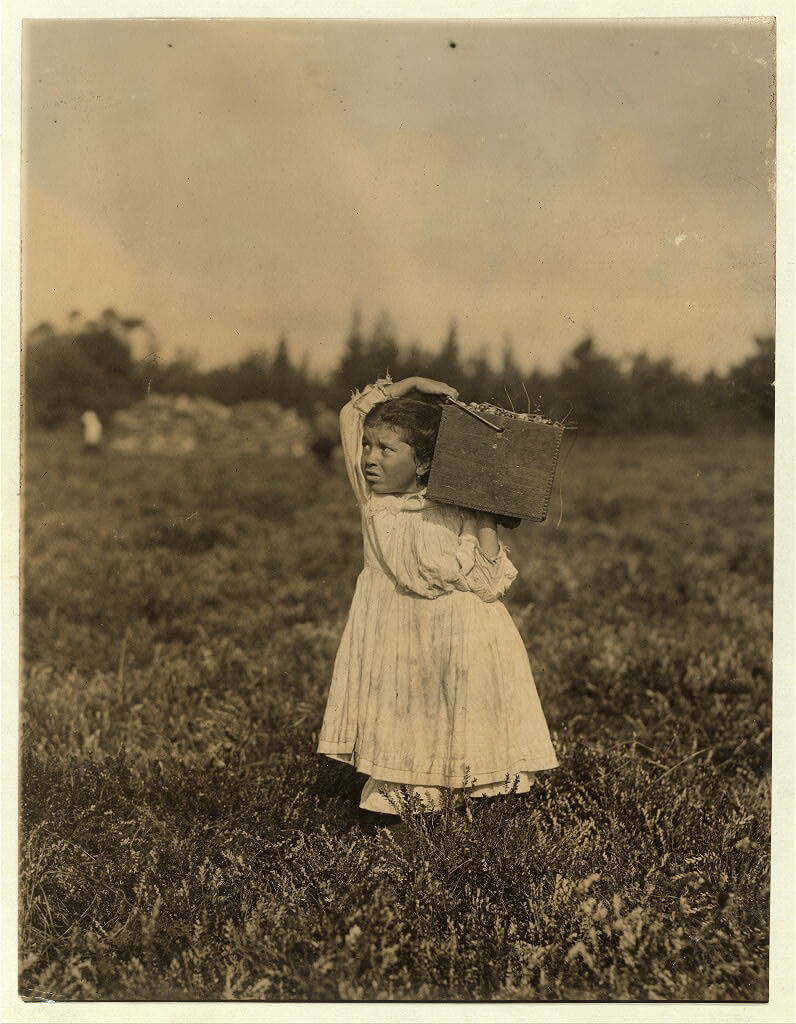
[366,487,429,516]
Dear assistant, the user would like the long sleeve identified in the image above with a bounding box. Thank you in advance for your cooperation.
[367,504,517,604]
[455,529,518,603]
[339,378,392,508]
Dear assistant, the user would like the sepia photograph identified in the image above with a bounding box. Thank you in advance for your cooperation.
[5,6,792,1017]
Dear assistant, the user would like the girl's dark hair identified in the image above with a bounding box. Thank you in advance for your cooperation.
[364,390,445,486]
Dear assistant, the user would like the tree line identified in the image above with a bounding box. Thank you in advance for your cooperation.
[24,308,774,434]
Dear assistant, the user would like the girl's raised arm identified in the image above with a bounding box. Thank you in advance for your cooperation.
[385,377,459,401]
[339,378,392,507]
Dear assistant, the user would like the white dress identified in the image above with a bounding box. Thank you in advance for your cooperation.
[317,381,558,813]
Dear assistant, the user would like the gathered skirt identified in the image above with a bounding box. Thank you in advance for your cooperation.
[318,565,558,806]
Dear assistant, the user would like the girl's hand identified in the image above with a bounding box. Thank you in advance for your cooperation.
[386,377,459,401]
[474,511,497,530]
[413,377,459,401]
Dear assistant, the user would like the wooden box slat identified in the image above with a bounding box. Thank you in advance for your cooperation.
[427,405,566,522]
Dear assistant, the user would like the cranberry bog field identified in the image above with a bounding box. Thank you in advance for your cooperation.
[19,427,773,1001]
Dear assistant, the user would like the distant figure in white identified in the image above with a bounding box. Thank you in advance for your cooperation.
[81,410,103,453]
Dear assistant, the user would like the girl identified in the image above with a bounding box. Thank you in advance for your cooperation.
[318,375,558,815]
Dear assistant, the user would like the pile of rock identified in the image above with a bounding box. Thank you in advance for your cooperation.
[110,393,312,457]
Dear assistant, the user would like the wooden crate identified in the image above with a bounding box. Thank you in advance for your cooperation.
[427,403,569,523]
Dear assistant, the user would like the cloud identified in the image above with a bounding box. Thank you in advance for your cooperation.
[22,19,776,375]
[23,183,145,330]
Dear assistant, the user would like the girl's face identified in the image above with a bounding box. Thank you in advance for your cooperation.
[361,424,427,494]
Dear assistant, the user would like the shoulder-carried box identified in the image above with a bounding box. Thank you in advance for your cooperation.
[427,403,571,523]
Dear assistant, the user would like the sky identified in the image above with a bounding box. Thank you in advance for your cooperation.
[21,17,776,376]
